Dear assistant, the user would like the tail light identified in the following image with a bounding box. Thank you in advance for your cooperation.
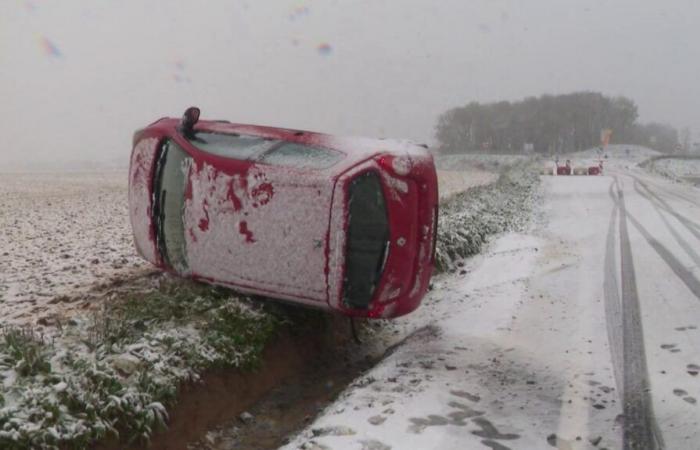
[378,154,414,177]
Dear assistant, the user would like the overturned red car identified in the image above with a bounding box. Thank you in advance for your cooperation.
[129,108,438,318]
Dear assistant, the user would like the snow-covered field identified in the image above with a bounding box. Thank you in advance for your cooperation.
[435,153,529,199]
[0,171,150,325]
[436,170,497,200]
[435,154,530,172]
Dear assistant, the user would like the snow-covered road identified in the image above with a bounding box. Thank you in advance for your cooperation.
[284,168,700,450]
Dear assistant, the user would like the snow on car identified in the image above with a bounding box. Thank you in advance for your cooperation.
[129,108,439,319]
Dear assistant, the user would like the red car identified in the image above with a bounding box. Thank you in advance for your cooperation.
[129,108,438,319]
[588,161,603,175]
[556,160,572,175]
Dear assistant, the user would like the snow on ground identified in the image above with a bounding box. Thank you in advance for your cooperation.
[437,170,498,200]
[435,153,525,200]
[643,157,700,186]
[613,170,700,446]
[283,162,700,450]
[0,171,150,325]
[436,154,529,172]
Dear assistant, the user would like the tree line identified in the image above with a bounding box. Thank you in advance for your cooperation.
[435,92,680,154]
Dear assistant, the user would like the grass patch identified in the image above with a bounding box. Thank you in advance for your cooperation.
[0,328,52,378]
[0,280,287,449]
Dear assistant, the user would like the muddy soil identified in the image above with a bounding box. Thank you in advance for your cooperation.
[186,345,375,450]
[96,314,378,450]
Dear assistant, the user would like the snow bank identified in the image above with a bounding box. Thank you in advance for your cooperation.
[642,156,700,186]
[434,160,540,271]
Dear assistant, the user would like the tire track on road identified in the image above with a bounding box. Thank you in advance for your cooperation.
[633,181,700,270]
[624,211,700,302]
[604,183,624,397]
[632,172,700,209]
[632,176,700,237]
[611,179,664,450]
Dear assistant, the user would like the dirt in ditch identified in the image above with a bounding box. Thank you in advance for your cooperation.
[185,344,376,450]
[97,315,381,450]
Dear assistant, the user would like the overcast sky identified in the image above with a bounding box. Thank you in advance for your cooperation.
[1,0,698,168]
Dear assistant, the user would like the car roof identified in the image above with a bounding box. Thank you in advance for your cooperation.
[147,118,432,171]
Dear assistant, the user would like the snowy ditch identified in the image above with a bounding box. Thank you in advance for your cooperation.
[0,280,281,448]
[0,159,540,449]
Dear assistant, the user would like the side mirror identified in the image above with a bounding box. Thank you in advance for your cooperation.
[179,106,200,137]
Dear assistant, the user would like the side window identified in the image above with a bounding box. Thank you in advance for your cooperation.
[258,143,344,169]
[153,140,191,272]
[185,132,277,160]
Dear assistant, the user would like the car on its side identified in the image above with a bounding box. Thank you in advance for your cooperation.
[129,108,438,319]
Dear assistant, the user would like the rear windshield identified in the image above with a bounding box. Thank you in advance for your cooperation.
[184,131,343,169]
[343,171,389,309]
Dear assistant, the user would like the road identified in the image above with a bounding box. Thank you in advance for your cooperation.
[283,166,700,450]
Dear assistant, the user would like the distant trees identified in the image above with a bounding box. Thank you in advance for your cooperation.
[631,122,680,154]
[435,92,679,154]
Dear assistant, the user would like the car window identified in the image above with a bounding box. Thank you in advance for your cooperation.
[185,132,278,160]
[258,142,344,169]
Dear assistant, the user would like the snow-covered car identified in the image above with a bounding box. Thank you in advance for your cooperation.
[129,108,438,318]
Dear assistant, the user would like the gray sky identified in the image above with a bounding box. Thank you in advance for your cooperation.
[1,0,699,168]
